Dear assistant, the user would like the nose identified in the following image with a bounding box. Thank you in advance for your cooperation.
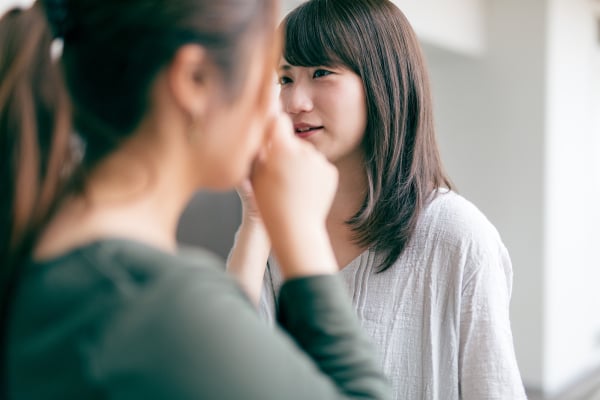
[281,83,313,115]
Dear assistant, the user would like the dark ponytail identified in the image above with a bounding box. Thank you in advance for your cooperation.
[0,2,73,394]
[0,1,72,289]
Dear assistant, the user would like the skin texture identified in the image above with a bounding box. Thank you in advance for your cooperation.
[278,62,367,166]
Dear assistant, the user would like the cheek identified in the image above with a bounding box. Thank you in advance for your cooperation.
[335,87,368,140]
[348,83,368,125]
[241,116,267,161]
[197,110,264,189]
[230,103,271,175]
[228,118,262,172]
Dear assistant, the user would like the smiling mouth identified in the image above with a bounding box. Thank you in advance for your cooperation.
[295,126,323,134]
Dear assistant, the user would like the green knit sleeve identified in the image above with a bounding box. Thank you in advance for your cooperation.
[92,263,390,399]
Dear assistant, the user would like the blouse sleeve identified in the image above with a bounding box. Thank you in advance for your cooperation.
[257,259,278,324]
[91,268,391,400]
[458,242,527,399]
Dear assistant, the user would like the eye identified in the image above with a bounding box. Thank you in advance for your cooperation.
[278,76,293,85]
[313,69,333,78]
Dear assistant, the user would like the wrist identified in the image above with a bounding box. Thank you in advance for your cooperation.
[240,216,268,237]
[269,223,338,279]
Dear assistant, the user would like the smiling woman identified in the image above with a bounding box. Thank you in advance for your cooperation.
[278,64,367,162]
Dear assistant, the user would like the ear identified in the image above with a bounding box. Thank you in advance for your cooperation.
[166,44,210,120]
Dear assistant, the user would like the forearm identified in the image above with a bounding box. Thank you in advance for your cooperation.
[226,219,271,304]
[277,275,390,399]
[266,215,337,280]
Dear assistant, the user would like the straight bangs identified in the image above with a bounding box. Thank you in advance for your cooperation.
[282,2,352,69]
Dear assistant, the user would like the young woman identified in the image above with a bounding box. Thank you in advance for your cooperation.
[0,0,391,398]
[229,0,527,398]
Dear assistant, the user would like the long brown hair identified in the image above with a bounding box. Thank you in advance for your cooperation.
[282,0,452,271]
[0,0,276,339]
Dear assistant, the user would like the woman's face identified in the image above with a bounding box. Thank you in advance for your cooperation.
[198,45,276,189]
[277,59,367,165]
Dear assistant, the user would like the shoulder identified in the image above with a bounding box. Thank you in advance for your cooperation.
[80,239,230,294]
[16,240,233,320]
[82,242,255,391]
[11,240,251,397]
[86,239,246,320]
[416,190,506,256]
[44,240,250,349]
[409,190,512,286]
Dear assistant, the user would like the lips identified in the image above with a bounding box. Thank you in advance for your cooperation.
[294,123,323,138]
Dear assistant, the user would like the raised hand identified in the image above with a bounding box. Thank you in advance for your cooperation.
[251,113,338,278]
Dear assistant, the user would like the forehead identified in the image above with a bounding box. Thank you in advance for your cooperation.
[277,58,343,72]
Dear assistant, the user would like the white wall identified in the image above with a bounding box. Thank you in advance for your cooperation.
[0,0,32,13]
[282,0,485,56]
[423,0,548,389]
[281,0,305,16]
[394,0,485,56]
[596,24,600,189]
[544,0,600,393]
[427,0,600,395]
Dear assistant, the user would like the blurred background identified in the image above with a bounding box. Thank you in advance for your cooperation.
[1,0,598,398]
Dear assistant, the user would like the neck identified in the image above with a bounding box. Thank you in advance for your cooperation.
[326,151,369,268]
[34,128,196,259]
[328,151,368,226]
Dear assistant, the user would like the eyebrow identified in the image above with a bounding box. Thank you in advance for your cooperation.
[278,64,292,71]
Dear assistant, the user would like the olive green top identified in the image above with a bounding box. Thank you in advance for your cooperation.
[7,239,390,399]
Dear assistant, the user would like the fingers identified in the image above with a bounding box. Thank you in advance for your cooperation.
[263,112,295,152]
